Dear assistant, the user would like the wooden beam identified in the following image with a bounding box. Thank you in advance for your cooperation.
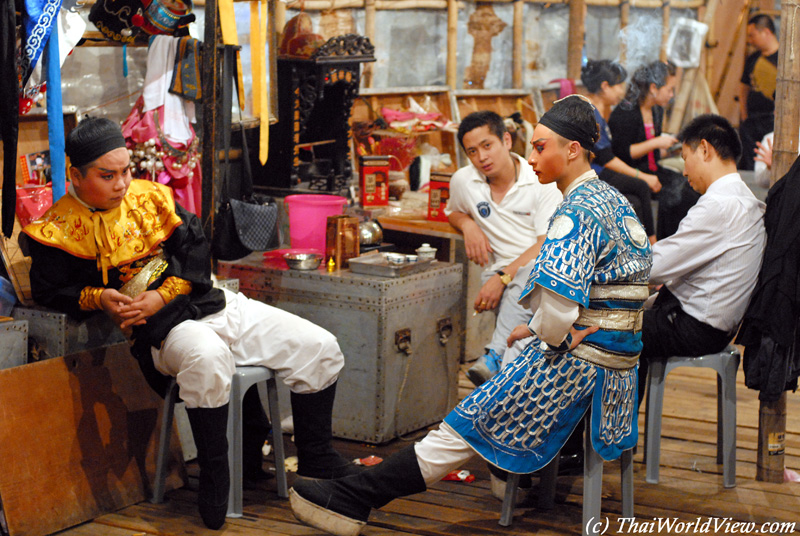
[201,0,222,239]
[770,0,800,184]
[567,0,586,81]
[512,0,524,89]
[364,0,377,88]
[446,0,458,88]
[660,0,671,62]
[287,0,706,10]
[753,0,800,485]
[619,0,630,64]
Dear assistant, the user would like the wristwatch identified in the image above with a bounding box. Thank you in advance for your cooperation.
[496,270,512,286]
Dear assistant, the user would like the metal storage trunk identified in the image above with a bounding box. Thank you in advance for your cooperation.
[0,320,28,370]
[219,254,464,444]
[12,306,126,359]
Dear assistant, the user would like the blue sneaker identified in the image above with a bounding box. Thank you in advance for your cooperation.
[466,349,503,387]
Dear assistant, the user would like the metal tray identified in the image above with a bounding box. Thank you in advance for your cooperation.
[348,253,434,277]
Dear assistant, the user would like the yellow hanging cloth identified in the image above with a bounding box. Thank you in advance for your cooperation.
[218,0,246,109]
[250,0,269,164]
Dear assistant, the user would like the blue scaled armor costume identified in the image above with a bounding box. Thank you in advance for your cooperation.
[445,173,652,474]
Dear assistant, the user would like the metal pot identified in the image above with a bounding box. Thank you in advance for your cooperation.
[358,221,383,245]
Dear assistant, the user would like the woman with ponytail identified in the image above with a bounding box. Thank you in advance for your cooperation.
[582,59,656,243]
[608,61,699,239]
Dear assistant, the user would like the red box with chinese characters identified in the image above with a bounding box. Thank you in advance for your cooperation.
[359,156,390,207]
[427,173,451,222]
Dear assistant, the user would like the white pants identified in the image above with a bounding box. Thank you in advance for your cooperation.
[151,289,344,408]
[482,259,536,361]
[414,422,476,485]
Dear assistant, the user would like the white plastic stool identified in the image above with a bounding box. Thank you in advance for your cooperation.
[644,345,739,488]
[150,366,288,517]
[499,411,634,534]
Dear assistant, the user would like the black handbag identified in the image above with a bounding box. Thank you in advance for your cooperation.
[213,46,279,260]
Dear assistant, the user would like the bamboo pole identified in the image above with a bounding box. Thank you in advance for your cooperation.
[666,0,718,133]
[363,0,376,88]
[275,0,285,36]
[567,0,586,80]
[512,0,524,88]
[447,0,458,88]
[771,0,800,183]
[757,394,787,482]
[752,0,800,484]
[660,0,670,62]
[711,0,750,101]
[619,0,630,63]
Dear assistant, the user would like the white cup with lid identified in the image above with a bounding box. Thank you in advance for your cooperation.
[415,243,437,260]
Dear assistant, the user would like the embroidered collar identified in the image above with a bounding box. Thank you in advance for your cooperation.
[23,180,183,284]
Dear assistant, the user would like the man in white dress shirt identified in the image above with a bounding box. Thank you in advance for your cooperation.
[638,114,767,404]
[446,111,562,387]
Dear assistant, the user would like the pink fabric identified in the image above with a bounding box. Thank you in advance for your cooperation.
[549,78,576,99]
[121,95,202,216]
[643,122,658,172]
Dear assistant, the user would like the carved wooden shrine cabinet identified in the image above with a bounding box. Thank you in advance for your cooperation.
[254,35,375,196]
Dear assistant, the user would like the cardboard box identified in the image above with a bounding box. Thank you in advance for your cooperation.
[427,173,451,222]
[325,215,360,269]
[359,156,390,207]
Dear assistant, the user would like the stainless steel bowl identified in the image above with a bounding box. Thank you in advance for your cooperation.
[359,221,384,245]
[284,253,322,270]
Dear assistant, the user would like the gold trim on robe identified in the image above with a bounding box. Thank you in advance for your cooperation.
[23,180,184,285]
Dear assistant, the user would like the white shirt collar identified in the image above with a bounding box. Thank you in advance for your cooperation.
[563,169,599,196]
[704,172,741,194]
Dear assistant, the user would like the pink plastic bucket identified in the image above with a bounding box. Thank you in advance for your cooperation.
[285,194,348,251]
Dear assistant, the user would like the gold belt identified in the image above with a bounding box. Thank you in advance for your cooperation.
[570,344,639,370]
[589,283,650,302]
[574,307,643,333]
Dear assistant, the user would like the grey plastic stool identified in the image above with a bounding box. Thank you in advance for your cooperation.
[150,366,289,517]
[499,411,634,534]
[644,345,739,488]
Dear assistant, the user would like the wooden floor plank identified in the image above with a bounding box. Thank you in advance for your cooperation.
[50,363,800,536]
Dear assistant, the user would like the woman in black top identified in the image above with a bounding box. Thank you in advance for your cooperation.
[608,61,700,239]
[583,59,657,243]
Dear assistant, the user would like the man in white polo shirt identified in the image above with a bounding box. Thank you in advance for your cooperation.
[447,111,562,387]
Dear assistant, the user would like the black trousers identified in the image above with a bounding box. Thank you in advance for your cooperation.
[655,168,701,240]
[739,113,774,171]
[599,168,655,237]
[638,287,734,407]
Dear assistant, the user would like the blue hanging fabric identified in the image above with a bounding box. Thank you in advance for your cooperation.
[123,44,129,77]
[21,0,63,86]
[45,28,66,202]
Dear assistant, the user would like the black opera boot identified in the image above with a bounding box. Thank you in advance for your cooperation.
[242,386,273,487]
[290,444,426,536]
[185,405,230,530]
[290,381,361,479]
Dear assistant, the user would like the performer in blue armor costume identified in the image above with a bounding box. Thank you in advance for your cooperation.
[288,95,653,536]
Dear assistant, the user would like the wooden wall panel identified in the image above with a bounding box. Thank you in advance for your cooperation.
[0,344,184,536]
